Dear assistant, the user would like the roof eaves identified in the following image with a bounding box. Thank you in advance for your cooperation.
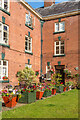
[42,9,80,18]
[20,0,42,19]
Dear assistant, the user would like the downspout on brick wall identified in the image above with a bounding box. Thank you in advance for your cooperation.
[40,20,45,75]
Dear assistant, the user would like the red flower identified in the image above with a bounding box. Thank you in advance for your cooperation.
[54,83,55,85]
[41,88,42,90]
[33,86,36,88]
[9,95,10,97]
[22,89,25,92]
[28,91,30,93]
[61,82,63,84]
[24,86,26,89]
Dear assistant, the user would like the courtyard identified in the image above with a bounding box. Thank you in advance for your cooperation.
[2,89,78,118]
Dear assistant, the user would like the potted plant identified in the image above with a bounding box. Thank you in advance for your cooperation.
[36,83,44,100]
[52,73,63,93]
[18,87,36,103]
[2,89,21,108]
[17,67,37,104]
[2,76,8,81]
[49,82,56,95]
[43,86,52,97]
[63,82,67,92]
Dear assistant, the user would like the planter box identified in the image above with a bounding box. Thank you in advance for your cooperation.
[18,90,36,104]
[52,89,56,95]
[36,91,44,100]
[0,101,2,111]
[56,86,63,93]
[63,87,67,92]
[43,90,51,97]
[2,96,17,108]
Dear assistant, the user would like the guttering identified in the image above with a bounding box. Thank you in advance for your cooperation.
[42,10,80,20]
[20,0,42,19]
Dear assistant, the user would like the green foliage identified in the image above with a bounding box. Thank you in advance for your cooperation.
[52,73,62,86]
[16,67,37,85]
[2,89,78,118]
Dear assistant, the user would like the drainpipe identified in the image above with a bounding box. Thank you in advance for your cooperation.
[40,20,45,76]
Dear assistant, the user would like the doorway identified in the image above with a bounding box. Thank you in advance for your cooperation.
[55,65,65,84]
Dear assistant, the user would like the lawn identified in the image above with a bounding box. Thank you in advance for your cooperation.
[2,89,78,118]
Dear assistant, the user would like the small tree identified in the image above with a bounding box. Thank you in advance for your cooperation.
[16,67,37,86]
[52,73,62,86]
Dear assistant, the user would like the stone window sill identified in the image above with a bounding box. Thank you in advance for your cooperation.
[25,24,33,30]
[53,54,65,57]
[53,31,65,34]
[0,43,10,48]
[25,51,33,55]
[0,80,9,83]
[0,7,10,16]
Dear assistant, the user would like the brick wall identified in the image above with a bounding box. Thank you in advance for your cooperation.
[0,1,41,86]
[42,15,79,75]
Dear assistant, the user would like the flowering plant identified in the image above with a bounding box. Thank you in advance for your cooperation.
[21,85,36,93]
[1,85,22,101]
[1,89,21,101]
[36,83,45,92]
[3,76,8,80]
[35,70,39,76]
[52,73,63,86]
[44,86,51,91]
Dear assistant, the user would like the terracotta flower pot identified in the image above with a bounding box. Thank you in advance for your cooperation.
[52,89,56,95]
[36,91,44,100]
[3,79,8,81]
[63,87,67,92]
[2,96,17,108]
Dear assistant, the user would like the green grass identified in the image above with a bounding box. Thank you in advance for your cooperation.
[2,89,78,118]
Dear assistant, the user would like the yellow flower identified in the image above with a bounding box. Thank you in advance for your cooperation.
[7,93,9,95]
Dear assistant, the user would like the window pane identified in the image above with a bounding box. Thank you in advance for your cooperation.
[25,36,32,52]
[3,67,7,76]
[4,25,7,31]
[55,23,59,32]
[56,46,59,54]
[56,41,59,45]
[59,22,65,31]
[4,0,8,11]
[3,61,6,66]
[0,0,2,7]
[61,41,64,45]
[61,46,64,54]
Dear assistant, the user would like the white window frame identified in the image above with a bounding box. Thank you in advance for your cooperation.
[1,0,10,12]
[26,13,33,27]
[46,65,51,73]
[54,41,65,55]
[55,21,65,32]
[0,22,9,45]
[0,60,8,80]
[25,35,32,53]
[25,64,32,69]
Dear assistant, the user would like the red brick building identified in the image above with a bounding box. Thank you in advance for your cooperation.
[36,1,80,83]
[0,0,42,86]
[0,0,80,86]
